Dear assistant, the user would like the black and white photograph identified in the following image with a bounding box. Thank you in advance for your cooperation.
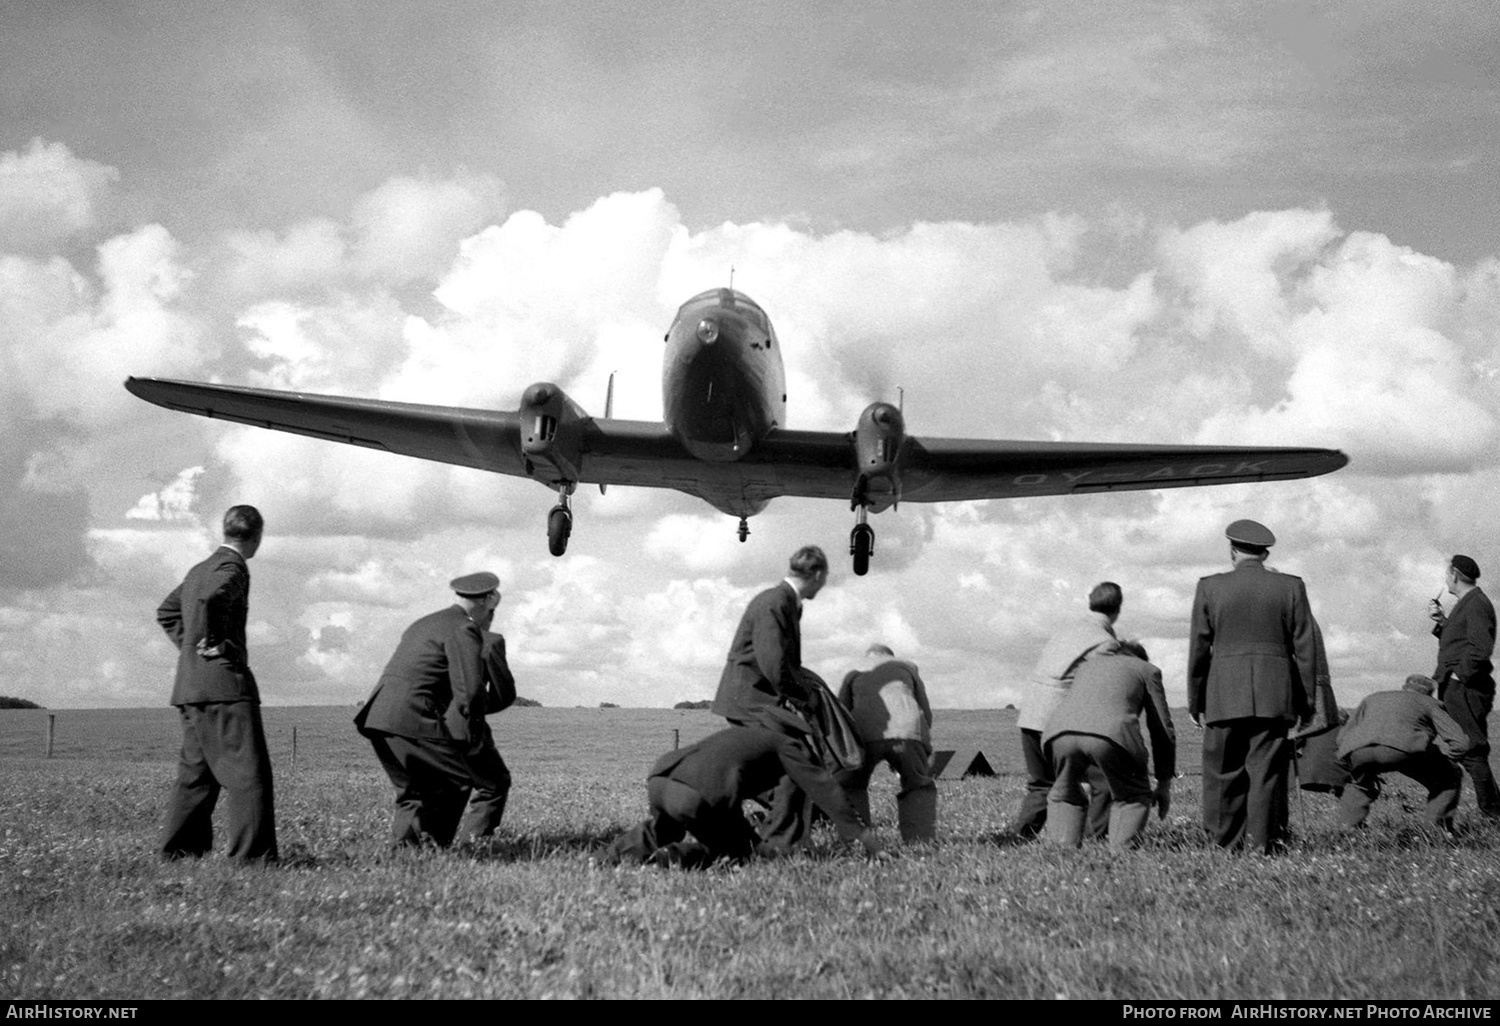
[2,1,1499,1003]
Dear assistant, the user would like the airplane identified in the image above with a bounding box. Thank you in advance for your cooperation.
[125,286,1349,575]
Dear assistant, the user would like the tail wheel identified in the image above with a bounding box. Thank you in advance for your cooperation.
[547,505,573,556]
[850,523,874,576]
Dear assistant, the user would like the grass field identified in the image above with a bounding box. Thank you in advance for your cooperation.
[3,706,1499,1000]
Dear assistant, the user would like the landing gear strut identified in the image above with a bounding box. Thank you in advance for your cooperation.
[849,506,874,576]
[737,517,750,543]
[547,486,573,556]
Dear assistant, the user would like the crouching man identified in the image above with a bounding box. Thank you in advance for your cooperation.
[1043,641,1175,849]
[1336,674,1472,832]
[603,708,884,868]
[355,572,515,849]
[836,643,937,842]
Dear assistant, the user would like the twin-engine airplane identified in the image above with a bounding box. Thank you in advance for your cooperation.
[126,287,1348,574]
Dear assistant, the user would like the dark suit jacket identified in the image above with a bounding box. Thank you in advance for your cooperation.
[1043,652,1176,782]
[648,725,865,839]
[837,659,932,744]
[1336,689,1471,762]
[710,582,811,722]
[1187,560,1317,725]
[355,606,487,743]
[157,546,258,706]
[1432,588,1496,688]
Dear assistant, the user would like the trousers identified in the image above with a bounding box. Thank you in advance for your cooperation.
[837,738,937,842]
[1011,728,1110,840]
[1046,732,1154,849]
[368,730,511,847]
[161,701,277,863]
[1337,744,1463,830]
[604,776,760,867]
[1441,677,1500,817]
[1202,718,1291,854]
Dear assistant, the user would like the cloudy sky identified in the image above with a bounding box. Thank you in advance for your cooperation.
[3,2,1500,711]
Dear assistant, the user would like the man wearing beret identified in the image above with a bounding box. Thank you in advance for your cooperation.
[1428,554,1500,818]
[356,572,515,848]
[1188,520,1318,853]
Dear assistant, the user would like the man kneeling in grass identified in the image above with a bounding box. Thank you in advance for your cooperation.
[1043,641,1176,849]
[1336,674,1472,833]
[603,708,884,868]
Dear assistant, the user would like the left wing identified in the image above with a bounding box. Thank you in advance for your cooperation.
[693,431,1349,506]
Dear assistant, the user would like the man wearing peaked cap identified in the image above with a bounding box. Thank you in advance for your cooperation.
[356,571,517,848]
[451,571,500,597]
[1187,519,1318,853]
[1428,554,1500,818]
[1225,519,1276,549]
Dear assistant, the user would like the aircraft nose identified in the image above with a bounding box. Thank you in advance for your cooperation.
[872,403,903,431]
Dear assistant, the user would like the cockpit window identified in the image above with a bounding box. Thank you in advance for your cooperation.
[677,288,769,332]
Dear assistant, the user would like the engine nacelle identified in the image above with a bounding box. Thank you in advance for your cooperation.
[851,401,905,511]
[520,381,587,486]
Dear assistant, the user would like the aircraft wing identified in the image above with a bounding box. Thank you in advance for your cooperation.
[126,377,1347,506]
[896,436,1350,501]
[123,377,716,485]
[720,431,1349,504]
[125,377,532,473]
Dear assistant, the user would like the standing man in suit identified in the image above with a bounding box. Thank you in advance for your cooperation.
[1188,519,1317,854]
[356,572,514,848]
[1008,581,1123,839]
[1427,554,1500,818]
[1336,674,1471,831]
[711,545,828,724]
[836,643,937,842]
[157,504,277,864]
[710,545,829,849]
[1043,641,1175,849]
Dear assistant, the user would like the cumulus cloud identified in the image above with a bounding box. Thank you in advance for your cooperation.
[126,466,204,522]
[8,151,1500,709]
[350,170,507,283]
[220,170,507,299]
[0,139,119,252]
[2,224,208,426]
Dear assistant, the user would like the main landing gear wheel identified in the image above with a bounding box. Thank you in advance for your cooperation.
[850,523,874,576]
[547,505,572,556]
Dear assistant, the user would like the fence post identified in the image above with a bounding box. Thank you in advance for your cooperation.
[673,728,679,750]
[291,725,298,771]
[45,713,55,758]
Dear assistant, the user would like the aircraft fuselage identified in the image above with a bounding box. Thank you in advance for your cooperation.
[662,288,785,465]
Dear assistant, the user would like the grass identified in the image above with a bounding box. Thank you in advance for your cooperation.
[2,706,1498,999]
